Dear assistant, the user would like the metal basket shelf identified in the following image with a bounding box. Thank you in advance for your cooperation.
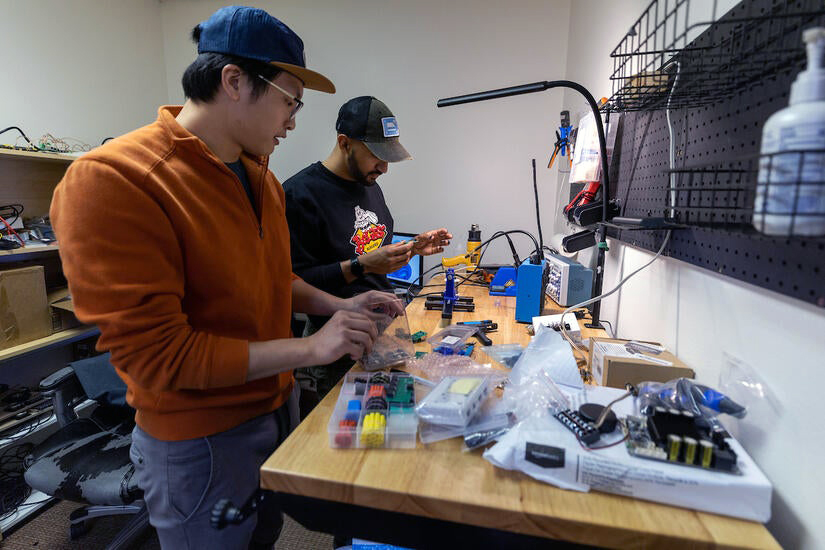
[666,149,825,236]
[608,0,825,112]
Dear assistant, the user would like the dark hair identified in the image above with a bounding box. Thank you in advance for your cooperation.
[182,25,281,103]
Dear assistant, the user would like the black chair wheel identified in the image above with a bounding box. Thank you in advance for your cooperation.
[70,520,91,539]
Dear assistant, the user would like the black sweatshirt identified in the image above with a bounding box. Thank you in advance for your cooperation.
[283,161,394,299]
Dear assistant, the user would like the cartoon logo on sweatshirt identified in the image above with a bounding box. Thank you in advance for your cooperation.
[350,206,387,255]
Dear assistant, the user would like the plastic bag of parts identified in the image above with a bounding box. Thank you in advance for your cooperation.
[637,378,748,423]
[359,293,413,371]
[500,369,571,421]
[405,353,505,385]
[509,324,582,390]
[480,343,524,369]
[418,396,517,448]
[462,408,519,451]
[415,375,496,428]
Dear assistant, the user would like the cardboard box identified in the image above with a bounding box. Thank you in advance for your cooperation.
[0,266,51,351]
[48,287,80,333]
[589,337,695,388]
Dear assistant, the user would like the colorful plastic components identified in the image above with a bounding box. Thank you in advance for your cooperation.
[360,412,387,447]
[334,400,362,448]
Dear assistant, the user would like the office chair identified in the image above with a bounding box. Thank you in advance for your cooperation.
[23,353,150,549]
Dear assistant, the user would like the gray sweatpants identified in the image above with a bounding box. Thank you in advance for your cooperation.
[129,386,299,550]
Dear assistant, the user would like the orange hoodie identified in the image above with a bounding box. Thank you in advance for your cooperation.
[50,106,296,441]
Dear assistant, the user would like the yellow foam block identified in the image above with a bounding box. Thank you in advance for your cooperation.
[449,378,481,395]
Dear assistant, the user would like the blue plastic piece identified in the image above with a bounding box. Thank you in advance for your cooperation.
[515,260,546,323]
[458,343,475,356]
[558,124,571,156]
[489,266,518,296]
[443,268,457,303]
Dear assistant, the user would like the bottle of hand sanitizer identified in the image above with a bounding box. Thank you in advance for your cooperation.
[753,27,825,236]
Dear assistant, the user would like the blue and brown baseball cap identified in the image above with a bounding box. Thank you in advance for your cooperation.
[196,6,335,93]
[336,96,412,162]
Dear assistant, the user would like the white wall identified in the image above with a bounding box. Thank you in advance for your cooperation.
[0,0,168,148]
[159,0,572,267]
[565,2,825,548]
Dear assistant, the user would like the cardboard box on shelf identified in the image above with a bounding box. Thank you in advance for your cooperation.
[589,337,695,389]
[0,266,51,351]
[48,287,80,333]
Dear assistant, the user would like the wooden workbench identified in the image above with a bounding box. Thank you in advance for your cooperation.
[261,279,780,549]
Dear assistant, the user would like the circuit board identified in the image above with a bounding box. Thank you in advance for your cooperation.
[623,408,741,475]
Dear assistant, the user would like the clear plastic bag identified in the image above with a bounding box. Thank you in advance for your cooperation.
[480,343,523,369]
[500,369,571,419]
[636,378,747,421]
[509,324,582,389]
[415,375,494,427]
[359,294,414,371]
[405,353,505,384]
[418,395,516,447]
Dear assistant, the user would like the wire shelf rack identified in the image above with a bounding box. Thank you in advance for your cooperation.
[608,0,825,112]
[667,150,825,236]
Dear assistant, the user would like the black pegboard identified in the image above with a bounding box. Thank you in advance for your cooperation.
[607,0,825,308]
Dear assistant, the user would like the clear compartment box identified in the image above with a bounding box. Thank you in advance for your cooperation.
[328,371,418,449]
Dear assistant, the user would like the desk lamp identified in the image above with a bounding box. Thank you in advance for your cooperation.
[436,81,610,328]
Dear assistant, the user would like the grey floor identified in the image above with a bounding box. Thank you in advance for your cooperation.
[1,499,333,549]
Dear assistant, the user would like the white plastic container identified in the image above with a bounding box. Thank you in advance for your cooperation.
[753,27,825,236]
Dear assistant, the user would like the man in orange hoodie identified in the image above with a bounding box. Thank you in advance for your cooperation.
[50,6,396,549]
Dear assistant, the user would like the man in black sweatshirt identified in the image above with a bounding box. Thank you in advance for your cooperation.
[283,96,451,412]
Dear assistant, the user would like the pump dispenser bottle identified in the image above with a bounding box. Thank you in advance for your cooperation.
[753,27,825,236]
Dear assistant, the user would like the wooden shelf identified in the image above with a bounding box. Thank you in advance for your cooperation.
[0,243,59,262]
[0,148,77,164]
[0,326,100,363]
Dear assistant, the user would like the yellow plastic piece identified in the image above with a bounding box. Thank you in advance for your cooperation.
[360,412,386,447]
[449,377,481,395]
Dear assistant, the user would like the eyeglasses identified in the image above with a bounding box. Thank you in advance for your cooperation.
[257,75,304,119]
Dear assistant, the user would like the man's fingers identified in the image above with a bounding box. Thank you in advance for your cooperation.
[339,312,378,338]
[345,327,374,354]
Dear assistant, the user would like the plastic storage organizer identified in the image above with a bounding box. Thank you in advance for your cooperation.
[328,371,418,449]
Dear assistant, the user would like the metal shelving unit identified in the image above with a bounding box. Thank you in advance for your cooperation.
[0,141,95,536]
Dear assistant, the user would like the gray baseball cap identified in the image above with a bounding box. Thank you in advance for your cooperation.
[335,96,412,162]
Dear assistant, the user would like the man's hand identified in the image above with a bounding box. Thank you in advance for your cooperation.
[358,241,414,274]
[309,310,378,362]
[343,290,406,322]
[412,228,452,256]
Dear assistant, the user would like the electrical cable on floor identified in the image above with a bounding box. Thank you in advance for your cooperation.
[0,442,35,523]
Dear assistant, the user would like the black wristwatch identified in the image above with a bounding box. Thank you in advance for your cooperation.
[350,256,365,278]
